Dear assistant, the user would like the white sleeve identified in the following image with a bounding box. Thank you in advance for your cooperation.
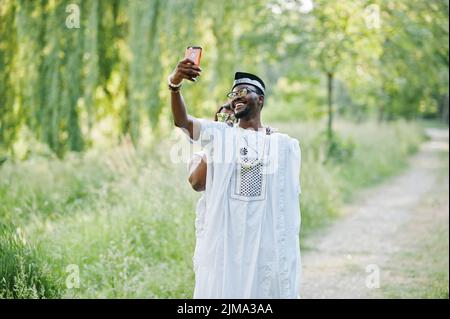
[187,118,226,149]
[188,151,206,175]
[289,138,301,195]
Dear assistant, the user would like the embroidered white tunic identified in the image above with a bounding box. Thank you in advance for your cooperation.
[191,119,301,299]
[188,151,207,238]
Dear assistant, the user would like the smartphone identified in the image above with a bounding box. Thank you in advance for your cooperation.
[185,46,202,66]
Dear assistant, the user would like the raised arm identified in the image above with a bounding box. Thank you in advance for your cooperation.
[169,58,202,139]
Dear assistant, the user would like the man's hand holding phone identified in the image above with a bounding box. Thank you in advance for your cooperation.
[168,46,203,139]
[169,46,202,85]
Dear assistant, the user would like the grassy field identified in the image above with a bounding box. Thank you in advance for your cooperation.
[0,120,424,298]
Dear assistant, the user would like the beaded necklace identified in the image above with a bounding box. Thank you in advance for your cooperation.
[236,127,267,169]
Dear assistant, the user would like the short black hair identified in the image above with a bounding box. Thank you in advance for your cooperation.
[252,86,264,96]
[249,85,265,109]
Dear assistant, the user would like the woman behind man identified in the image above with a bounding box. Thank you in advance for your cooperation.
[188,103,277,191]
[188,103,236,192]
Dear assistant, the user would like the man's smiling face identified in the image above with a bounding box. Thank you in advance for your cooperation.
[230,84,264,120]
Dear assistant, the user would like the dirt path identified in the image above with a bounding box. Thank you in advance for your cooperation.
[300,128,449,299]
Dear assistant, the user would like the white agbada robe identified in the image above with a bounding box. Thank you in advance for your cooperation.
[188,151,207,238]
[190,119,302,299]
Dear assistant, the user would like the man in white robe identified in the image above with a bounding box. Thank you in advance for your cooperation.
[168,58,301,298]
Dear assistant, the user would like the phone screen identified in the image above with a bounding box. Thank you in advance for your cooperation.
[185,46,202,66]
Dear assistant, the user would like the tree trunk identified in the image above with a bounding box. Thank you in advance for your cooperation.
[378,91,385,123]
[327,72,334,141]
[442,94,449,124]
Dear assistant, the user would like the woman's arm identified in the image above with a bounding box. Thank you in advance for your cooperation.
[188,153,207,192]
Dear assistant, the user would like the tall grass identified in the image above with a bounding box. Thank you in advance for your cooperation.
[0,120,424,298]
[0,225,60,298]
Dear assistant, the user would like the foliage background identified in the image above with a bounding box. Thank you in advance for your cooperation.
[0,0,448,298]
[0,0,448,157]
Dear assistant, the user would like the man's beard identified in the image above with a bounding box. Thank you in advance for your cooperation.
[234,105,251,119]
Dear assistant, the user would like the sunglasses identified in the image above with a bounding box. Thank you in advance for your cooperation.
[226,87,259,99]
